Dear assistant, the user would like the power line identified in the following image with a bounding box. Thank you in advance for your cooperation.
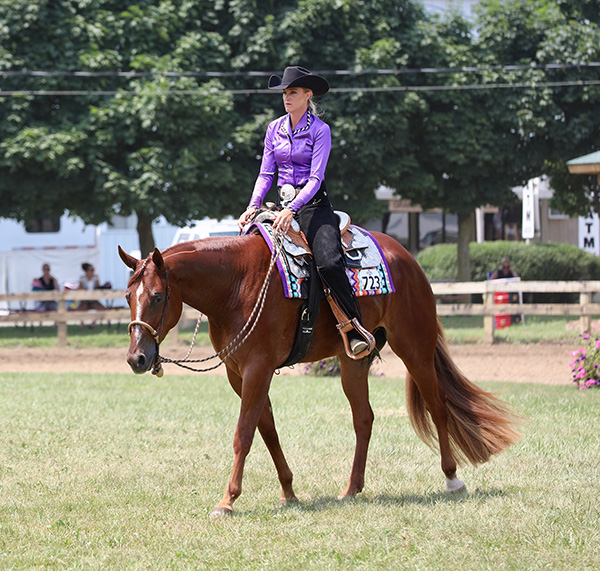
[1,62,600,78]
[1,79,600,97]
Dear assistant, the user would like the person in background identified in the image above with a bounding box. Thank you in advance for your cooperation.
[76,263,105,311]
[490,257,519,279]
[32,263,59,312]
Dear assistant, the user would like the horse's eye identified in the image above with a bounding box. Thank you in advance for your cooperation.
[125,293,131,306]
[152,293,163,305]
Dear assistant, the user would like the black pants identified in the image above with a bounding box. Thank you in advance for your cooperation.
[296,202,362,323]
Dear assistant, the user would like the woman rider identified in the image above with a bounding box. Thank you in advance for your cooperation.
[238,66,372,357]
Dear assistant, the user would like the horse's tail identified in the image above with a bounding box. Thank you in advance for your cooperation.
[405,318,522,466]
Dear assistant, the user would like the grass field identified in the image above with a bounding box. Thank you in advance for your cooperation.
[1,369,598,569]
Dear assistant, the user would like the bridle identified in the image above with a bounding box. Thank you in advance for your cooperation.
[127,258,171,377]
[127,233,282,376]
[128,319,160,344]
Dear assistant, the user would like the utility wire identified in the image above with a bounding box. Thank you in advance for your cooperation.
[1,64,599,96]
[1,62,600,78]
[1,80,600,97]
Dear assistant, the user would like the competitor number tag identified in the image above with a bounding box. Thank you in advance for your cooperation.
[355,268,382,293]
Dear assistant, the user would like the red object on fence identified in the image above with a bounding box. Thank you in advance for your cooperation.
[494,314,513,329]
[494,291,518,329]
[494,292,510,304]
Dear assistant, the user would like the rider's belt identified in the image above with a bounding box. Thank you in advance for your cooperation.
[278,183,303,206]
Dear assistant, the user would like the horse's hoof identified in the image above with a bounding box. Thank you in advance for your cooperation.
[209,506,233,519]
[445,477,467,494]
[280,496,299,508]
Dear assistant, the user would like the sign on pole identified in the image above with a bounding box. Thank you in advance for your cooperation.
[579,213,600,255]
[522,180,535,239]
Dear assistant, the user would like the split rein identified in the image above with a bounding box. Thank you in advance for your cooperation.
[128,233,283,376]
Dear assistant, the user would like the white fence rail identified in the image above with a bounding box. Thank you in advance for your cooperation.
[2,280,600,345]
[431,280,600,343]
[0,290,130,346]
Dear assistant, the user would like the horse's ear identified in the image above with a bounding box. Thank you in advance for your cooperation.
[152,247,165,271]
[118,245,139,270]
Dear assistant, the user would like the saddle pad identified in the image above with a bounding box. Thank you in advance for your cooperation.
[248,222,395,299]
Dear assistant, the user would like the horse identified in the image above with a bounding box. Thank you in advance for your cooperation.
[118,230,520,517]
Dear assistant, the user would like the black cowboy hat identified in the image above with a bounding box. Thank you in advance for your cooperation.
[268,66,330,96]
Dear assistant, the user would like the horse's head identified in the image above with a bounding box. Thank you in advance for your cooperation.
[118,245,183,375]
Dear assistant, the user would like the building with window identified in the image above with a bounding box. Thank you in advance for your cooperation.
[364,177,577,254]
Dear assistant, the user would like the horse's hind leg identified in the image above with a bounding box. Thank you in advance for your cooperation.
[212,368,297,516]
[404,360,465,493]
[338,357,374,499]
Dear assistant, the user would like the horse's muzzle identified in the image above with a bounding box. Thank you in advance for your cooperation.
[126,348,157,374]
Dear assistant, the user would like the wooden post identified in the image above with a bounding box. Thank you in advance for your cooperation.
[580,291,592,333]
[483,288,495,344]
[57,299,68,347]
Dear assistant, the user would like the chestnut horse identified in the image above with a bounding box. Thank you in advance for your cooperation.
[118,231,520,517]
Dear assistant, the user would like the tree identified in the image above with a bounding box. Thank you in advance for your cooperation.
[389,0,600,279]
[377,10,539,279]
[0,1,239,255]
[0,1,109,223]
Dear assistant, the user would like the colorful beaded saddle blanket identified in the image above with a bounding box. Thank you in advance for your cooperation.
[246,212,395,299]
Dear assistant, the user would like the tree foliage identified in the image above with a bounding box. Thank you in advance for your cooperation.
[475,0,600,220]
[0,0,237,255]
[0,0,599,261]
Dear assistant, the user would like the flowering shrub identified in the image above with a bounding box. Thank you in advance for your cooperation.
[569,332,600,389]
[302,357,384,377]
[303,358,341,377]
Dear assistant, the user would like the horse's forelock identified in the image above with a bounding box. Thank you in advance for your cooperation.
[129,255,170,288]
[129,258,149,286]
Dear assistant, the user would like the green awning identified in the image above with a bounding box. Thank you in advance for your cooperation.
[566,150,600,166]
[567,151,600,175]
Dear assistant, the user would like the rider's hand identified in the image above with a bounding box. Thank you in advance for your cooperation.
[238,206,258,231]
[273,208,294,234]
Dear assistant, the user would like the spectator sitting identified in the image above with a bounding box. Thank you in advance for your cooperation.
[76,263,106,311]
[32,263,59,312]
[490,257,519,280]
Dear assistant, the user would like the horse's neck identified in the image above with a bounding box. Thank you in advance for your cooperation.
[166,236,266,317]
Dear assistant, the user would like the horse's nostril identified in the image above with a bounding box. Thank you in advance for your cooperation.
[127,351,149,373]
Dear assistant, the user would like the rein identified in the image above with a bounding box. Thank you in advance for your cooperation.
[128,231,282,375]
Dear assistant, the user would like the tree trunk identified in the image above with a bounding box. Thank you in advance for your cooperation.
[457,211,473,281]
[136,212,156,258]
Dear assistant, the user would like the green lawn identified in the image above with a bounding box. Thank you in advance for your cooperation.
[1,371,598,569]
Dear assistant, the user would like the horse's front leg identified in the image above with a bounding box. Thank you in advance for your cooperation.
[210,367,278,518]
[338,357,374,499]
[218,367,297,511]
[257,398,298,507]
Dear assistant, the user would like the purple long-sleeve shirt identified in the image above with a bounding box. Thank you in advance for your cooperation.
[249,110,332,213]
